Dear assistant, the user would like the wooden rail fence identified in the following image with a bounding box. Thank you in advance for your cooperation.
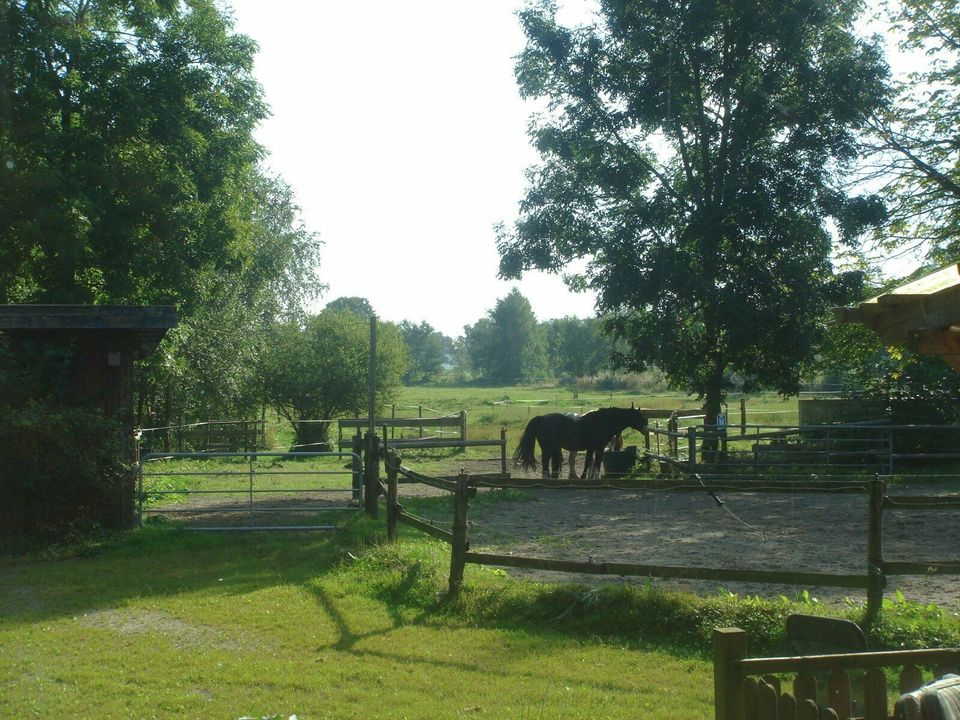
[714,627,960,720]
[378,456,960,614]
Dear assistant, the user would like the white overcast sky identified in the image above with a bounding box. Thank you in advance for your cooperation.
[228,0,600,338]
[227,1,917,338]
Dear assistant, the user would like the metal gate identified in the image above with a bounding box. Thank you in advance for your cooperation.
[137,451,362,530]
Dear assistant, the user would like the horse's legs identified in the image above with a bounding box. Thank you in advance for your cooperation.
[580,450,592,480]
[591,448,605,480]
[540,447,550,479]
[555,448,563,479]
[568,449,578,480]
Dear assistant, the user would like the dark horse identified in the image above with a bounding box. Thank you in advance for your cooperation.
[513,407,648,480]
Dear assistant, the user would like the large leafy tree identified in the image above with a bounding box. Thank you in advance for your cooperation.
[543,316,611,378]
[865,0,960,263]
[498,0,888,429]
[399,320,447,385]
[258,310,408,449]
[464,288,547,383]
[0,1,323,423]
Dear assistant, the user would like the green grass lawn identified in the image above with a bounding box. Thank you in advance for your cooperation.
[0,521,715,719]
[23,385,950,717]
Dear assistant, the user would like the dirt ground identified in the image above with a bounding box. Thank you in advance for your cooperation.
[157,454,960,610]
[446,457,960,609]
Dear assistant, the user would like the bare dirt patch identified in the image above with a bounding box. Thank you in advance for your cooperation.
[150,453,960,609]
[450,458,960,609]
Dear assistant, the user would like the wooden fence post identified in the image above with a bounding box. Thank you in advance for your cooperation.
[740,398,746,436]
[351,433,362,503]
[867,476,886,617]
[459,410,467,454]
[500,427,507,475]
[688,426,697,472]
[364,431,379,518]
[448,472,470,598]
[714,627,747,720]
[386,449,399,540]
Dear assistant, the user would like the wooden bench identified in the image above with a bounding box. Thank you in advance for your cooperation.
[714,627,960,720]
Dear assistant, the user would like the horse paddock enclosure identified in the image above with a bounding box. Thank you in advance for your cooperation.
[392,455,960,610]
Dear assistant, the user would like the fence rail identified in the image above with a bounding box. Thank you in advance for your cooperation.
[378,448,960,613]
[646,422,960,475]
[714,627,960,720]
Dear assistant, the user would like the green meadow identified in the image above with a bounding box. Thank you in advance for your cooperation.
[5,386,959,719]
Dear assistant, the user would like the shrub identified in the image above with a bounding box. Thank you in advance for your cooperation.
[0,402,130,541]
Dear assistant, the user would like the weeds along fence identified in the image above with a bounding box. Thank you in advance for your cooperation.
[647,422,960,475]
[380,451,960,614]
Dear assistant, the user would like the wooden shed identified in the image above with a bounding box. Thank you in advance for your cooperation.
[0,305,177,530]
[833,263,960,371]
[0,305,177,422]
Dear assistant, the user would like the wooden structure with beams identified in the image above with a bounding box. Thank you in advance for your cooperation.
[833,262,960,371]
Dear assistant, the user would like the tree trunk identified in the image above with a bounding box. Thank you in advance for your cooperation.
[701,358,724,463]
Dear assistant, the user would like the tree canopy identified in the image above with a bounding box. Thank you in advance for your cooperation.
[498,0,889,422]
[399,320,448,385]
[464,288,547,383]
[866,0,960,264]
[0,0,323,424]
[258,310,408,449]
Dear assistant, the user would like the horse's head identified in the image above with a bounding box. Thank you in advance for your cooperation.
[628,408,648,432]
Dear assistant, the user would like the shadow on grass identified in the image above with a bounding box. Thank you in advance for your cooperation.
[0,516,381,625]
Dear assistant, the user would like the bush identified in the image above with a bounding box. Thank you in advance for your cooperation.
[0,403,130,541]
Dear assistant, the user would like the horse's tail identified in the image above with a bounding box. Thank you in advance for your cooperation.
[513,416,542,471]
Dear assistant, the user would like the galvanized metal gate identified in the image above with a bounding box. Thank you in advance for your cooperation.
[137,451,363,530]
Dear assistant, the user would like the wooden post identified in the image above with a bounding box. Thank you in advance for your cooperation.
[688,426,697,472]
[448,472,470,598]
[351,433,362,503]
[714,627,747,720]
[740,398,746,436]
[500,427,507,475]
[364,431,379,517]
[386,449,399,540]
[643,427,651,469]
[459,410,467,454]
[867,476,886,617]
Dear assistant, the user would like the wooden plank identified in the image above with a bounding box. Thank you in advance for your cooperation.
[637,408,704,419]
[741,649,960,675]
[714,629,748,720]
[339,416,465,429]
[468,476,869,493]
[797,698,819,720]
[757,679,778,720]
[448,475,470,597]
[868,479,885,614]
[876,262,960,298]
[396,511,453,543]
[912,326,960,354]
[742,677,758,720]
[900,665,924,694]
[827,669,852,720]
[793,672,817,705]
[463,552,869,587]
[864,667,888,720]
[884,495,960,510]
[884,560,960,575]
[386,438,504,449]
[778,691,797,720]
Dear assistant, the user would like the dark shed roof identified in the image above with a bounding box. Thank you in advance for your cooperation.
[0,305,178,358]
